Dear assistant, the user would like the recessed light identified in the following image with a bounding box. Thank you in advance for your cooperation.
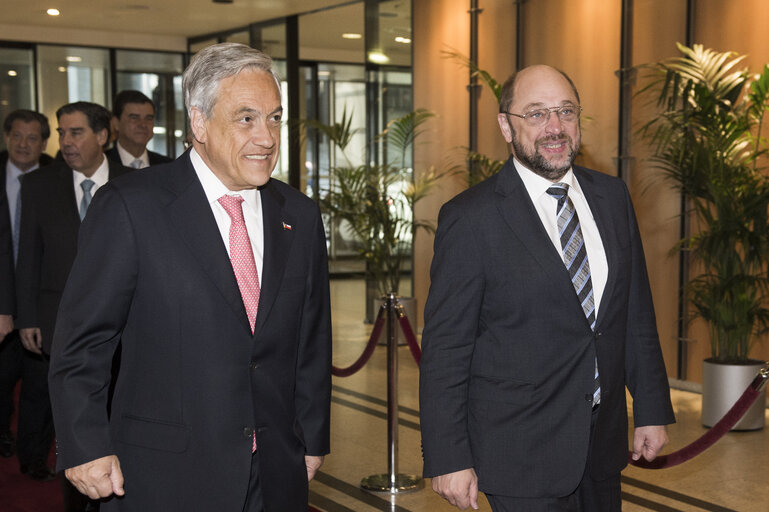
[318,71,330,77]
[395,37,411,44]
[66,56,82,63]
[58,66,67,72]
[368,51,390,64]
[342,33,362,40]
[47,8,60,16]
[8,70,18,77]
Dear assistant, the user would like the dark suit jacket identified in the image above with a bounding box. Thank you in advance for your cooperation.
[419,157,674,498]
[49,152,332,511]
[105,145,172,167]
[1,151,55,317]
[14,159,131,354]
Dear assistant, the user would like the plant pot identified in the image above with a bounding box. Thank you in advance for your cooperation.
[702,358,766,431]
[373,296,417,346]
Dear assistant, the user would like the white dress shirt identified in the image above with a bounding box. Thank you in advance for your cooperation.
[190,148,264,278]
[116,142,149,169]
[513,158,608,318]
[73,155,110,210]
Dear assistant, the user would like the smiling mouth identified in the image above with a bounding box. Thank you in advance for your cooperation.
[245,154,271,161]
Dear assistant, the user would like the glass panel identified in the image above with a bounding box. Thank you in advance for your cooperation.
[299,3,364,63]
[225,30,250,46]
[375,0,412,67]
[37,45,111,156]
[115,50,185,159]
[0,47,35,153]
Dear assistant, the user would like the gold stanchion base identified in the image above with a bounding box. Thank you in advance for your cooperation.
[360,473,424,494]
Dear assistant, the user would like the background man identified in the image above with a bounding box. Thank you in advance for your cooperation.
[49,43,331,511]
[0,110,54,480]
[106,90,171,168]
[419,65,675,511]
[15,101,131,509]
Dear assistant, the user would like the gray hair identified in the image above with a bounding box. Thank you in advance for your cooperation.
[182,42,281,118]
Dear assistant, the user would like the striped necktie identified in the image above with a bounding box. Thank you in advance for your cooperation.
[546,183,600,406]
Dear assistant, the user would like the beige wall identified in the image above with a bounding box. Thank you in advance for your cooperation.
[413,0,769,384]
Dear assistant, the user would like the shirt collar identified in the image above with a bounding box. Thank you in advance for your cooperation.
[189,147,259,210]
[5,158,39,180]
[73,154,109,188]
[512,157,582,201]
[116,141,149,168]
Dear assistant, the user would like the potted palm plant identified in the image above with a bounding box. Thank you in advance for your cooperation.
[640,43,769,429]
[306,108,444,325]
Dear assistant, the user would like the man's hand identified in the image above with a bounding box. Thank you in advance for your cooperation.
[19,327,42,354]
[0,315,12,343]
[65,455,125,499]
[305,455,324,482]
[431,468,479,510]
[632,425,669,462]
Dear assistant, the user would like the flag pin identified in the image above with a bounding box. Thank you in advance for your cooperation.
[282,221,292,231]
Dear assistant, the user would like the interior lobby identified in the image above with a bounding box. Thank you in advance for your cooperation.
[1,0,768,510]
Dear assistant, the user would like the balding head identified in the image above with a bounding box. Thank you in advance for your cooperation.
[499,65,580,115]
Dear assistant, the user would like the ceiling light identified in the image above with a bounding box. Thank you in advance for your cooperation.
[8,70,18,77]
[342,33,362,40]
[58,66,67,72]
[368,51,390,64]
[47,8,60,16]
[65,56,82,63]
[395,36,411,44]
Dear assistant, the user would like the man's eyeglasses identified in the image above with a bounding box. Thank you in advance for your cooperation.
[505,105,582,126]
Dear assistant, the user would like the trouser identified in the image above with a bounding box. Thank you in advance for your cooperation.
[0,332,54,465]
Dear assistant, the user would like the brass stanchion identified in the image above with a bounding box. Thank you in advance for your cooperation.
[360,293,423,494]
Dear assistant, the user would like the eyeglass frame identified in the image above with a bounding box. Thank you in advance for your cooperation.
[504,105,583,125]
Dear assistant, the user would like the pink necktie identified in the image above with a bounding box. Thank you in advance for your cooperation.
[218,194,261,333]
[218,194,260,452]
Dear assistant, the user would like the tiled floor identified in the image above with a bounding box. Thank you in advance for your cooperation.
[310,278,769,512]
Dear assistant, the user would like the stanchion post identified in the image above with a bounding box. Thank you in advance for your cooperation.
[361,293,423,494]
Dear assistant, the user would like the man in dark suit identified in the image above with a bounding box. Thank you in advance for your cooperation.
[105,90,172,169]
[15,102,131,507]
[0,110,55,479]
[49,43,332,511]
[419,65,675,511]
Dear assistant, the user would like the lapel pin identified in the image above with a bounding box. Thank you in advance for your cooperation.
[282,221,293,231]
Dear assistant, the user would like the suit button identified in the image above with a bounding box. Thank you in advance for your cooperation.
[249,362,259,371]
[585,394,592,402]
[243,427,254,438]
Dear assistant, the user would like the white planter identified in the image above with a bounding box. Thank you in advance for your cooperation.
[702,358,766,431]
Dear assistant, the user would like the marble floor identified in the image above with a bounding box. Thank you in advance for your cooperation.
[310,278,769,512]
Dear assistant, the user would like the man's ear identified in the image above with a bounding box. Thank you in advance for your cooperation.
[189,107,207,144]
[96,128,109,148]
[497,113,514,144]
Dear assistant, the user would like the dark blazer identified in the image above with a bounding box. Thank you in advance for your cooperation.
[105,145,172,167]
[48,152,332,511]
[419,157,674,498]
[14,159,131,354]
[1,151,55,317]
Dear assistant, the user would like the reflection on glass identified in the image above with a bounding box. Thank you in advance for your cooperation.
[37,45,111,156]
[299,3,364,63]
[0,47,35,153]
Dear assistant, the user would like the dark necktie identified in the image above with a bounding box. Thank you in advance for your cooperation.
[79,179,95,221]
[546,183,600,405]
[13,174,23,263]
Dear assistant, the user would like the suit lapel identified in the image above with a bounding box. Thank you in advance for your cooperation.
[56,165,80,223]
[494,158,574,286]
[252,181,295,338]
[164,155,252,333]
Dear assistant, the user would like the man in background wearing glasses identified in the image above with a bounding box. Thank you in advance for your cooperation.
[419,65,675,511]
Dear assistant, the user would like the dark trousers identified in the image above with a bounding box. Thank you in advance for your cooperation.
[0,332,54,465]
[485,407,621,512]
[243,452,265,512]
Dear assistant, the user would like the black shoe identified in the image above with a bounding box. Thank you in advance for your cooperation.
[0,431,14,458]
[20,462,57,482]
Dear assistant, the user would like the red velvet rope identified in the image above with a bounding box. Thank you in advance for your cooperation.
[629,369,768,469]
[331,306,386,377]
[396,305,422,366]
